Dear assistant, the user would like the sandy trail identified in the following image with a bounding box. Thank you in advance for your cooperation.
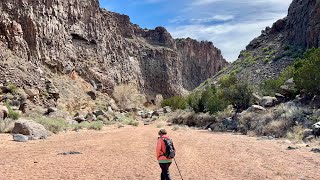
[0,123,319,180]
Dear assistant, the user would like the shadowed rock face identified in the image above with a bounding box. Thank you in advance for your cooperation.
[0,0,227,98]
[286,0,320,49]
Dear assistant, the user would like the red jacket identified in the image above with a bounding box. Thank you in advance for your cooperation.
[156,135,174,162]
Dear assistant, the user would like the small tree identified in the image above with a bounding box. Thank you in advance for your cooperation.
[294,48,320,95]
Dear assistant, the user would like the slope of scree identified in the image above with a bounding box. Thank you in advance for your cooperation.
[203,0,320,89]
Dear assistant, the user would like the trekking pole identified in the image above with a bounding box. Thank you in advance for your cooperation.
[174,158,184,180]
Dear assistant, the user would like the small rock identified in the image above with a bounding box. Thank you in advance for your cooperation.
[12,134,29,142]
[249,105,267,112]
[87,91,97,100]
[58,151,82,155]
[260,96,278,107]
[94,110,106,117]
[74,116,86,123]
[303,129,314,140]
[24,88,40,97]
[46,107,58,114]
[311,148,320,153]
[287,146,299,150]
[163,106,172,113]
[85,113,97,122]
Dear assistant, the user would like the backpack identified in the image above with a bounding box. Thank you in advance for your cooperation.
[162,138,175,159]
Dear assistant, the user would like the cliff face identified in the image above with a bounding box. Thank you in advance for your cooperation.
[0,0,227,98]
[286,0,320,49]
[176,38,227,90]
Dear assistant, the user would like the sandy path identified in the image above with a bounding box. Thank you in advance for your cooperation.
[0,123,319,180]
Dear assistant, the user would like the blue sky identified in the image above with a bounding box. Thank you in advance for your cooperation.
[99,0,292,61]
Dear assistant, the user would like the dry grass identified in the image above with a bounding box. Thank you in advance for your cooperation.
[168,110,216,127]
[286,125,305,141]
[113,84,146,109]
[0,119,16,133]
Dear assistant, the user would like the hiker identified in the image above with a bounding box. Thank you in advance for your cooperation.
[156,129,175,180]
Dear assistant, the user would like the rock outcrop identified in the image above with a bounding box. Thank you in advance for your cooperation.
[0,0,227,99]
[207,0,320,88]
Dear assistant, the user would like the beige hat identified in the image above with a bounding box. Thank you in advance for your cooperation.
[158,129,167,135]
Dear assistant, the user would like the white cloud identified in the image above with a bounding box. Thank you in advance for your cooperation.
[168,15,286,61]
[166,0,292,61]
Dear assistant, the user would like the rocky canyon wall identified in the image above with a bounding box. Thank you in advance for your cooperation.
[0,0,228,99]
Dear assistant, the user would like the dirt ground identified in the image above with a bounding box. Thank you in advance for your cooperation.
[0,123,320,180]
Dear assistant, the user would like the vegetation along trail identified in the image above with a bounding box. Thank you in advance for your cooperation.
[0,123,319,180]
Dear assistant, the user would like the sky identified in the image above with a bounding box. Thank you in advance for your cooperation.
[99,0,292,62]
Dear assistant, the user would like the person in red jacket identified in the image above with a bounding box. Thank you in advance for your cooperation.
[156,129,174,180]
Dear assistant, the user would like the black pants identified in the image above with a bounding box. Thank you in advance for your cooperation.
[159,163,172,180]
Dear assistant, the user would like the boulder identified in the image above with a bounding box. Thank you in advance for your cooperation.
[46,81,60,100]
[108,99,119,111]
[87,91,97,100]
[249,105,267,112]
[46,107,58,114]
[74,116,86,123]
[275,93,286,103]
[302,129,314,140]
[280,78,297,94]
[0,105,9,120]
[12,119,49,140]
[163,106,172,113]
[24,88,40,97]
[85,113,97,122]
[312,122,320,138]
[136,110,144,117]
[252,93,262,104]
[12,134,29,142]
[260,96,278,107]
[94,110,106,117]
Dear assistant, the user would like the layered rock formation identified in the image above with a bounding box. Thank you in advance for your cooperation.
[0,0,227,99]
[177,38,227,90]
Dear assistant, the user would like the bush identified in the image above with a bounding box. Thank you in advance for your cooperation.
[5,104,20,120]
[286,125,305,141]
[33,116,69,134]
[261,65,295,96]
[187,92,203,113]
[294,48,320,94]
[72,121,104,131]
[88,121,104,130]
[161,96,187,110]
[7,83,17,94]
[124,118,139,127]
[168,110,216,127]
[113,84,146,109]
[0,118,16,133]
[187,74,252,114]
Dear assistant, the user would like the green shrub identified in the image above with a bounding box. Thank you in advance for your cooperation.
[88,121,104,130]
[33,116,69,134]
[188,74,252,114]
[7,83,17,94]
[72,121,104,131]
[207,90,229,114]
[124,118,139,127]
[161,96,187,110]
[5,104,20,120]
[294,48,320,94]
[261,65,295,96]
[187,92,202,113]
